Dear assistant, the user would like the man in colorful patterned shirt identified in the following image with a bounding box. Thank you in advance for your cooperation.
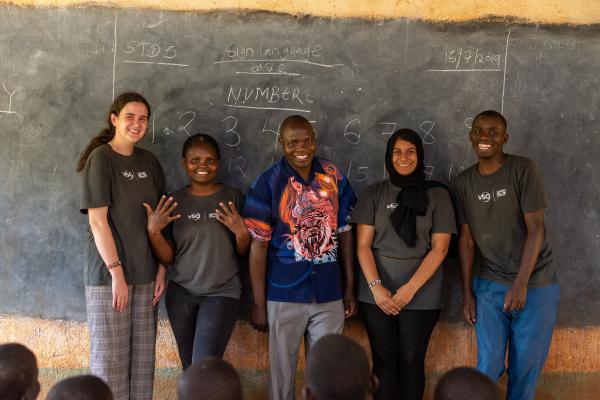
[244,115,358,400]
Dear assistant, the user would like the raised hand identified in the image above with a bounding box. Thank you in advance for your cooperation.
[215,201,246,236]
[143,195,180,234]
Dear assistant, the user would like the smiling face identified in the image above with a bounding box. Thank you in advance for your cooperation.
[470,115,508,160]
[110,101,149,146]
[279,121,317,176]
[183,142,219,186]
[392,138,418,176]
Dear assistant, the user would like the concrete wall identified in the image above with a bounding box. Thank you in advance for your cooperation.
[1,0,599,376]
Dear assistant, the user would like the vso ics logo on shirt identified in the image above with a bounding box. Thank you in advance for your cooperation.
[121,170,149,180]
[477,192,491,203]
[187,212,218,221]
[477,188,507,203]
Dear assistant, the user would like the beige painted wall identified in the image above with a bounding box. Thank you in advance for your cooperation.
[2,0,600,24]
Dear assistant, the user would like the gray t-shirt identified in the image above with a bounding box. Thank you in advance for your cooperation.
[165,185,243,299]
[351,181,456,309]
[80,144,165,286]
[453,154,556,287]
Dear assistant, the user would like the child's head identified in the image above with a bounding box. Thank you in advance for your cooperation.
[178,357,243,400]
[47,375,112,400]
[434,367,500,400]
[304,334,373,400]
[0,343,40,400]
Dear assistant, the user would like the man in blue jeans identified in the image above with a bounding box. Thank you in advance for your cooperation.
[454,110,559,400]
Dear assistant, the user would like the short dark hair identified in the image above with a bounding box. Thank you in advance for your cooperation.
[279,115,314,139]
[181,133,221,159]
[47,375,113,400]
[178,357,243,400]
[473,110,507,131]
[304,334,372,400]
[434,367,500,400]
[0,343,39,400]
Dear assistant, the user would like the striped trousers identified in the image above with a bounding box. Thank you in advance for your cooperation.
[86,283,157,400]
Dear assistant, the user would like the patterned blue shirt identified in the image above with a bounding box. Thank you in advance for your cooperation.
[244,157,357,303]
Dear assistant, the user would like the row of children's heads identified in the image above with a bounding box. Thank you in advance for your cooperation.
[77,91,510,176]
[1,339,500,400]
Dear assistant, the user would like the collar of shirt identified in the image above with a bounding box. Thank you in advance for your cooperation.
[279,156,327,186]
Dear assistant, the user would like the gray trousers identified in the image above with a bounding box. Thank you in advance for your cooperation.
[86,283,157,400]
[267,299,345,400]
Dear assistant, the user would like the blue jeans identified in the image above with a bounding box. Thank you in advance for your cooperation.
[165,281,239,369]
[473,277,560,400]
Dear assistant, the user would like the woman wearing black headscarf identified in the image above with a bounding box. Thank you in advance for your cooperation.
[351,129,456,400]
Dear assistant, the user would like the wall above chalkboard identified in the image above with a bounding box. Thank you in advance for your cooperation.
[2,0,598,24]
[0,7,598,325]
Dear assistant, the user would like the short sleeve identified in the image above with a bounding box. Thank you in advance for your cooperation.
[80,148,111,214]
[519,160,547,213]
[243,175,274,241]
[431,187,457,234]
[336,173,357,233]
[350,184,377,226]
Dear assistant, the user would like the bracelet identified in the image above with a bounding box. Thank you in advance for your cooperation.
[368,279,382,289]
[106,260,122,270]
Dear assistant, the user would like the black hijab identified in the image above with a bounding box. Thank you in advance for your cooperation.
[385,129,444,247]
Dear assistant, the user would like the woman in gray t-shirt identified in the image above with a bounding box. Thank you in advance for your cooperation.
[78,92,166,400]
[351,129,456,400]
[144,134,250,368]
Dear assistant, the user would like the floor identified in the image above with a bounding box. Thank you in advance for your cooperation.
[38,368,600,399]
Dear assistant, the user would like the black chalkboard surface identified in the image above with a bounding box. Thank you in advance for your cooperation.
[0,7,598,325]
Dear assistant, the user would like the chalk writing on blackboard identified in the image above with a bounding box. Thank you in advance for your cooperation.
[343,119,361,145]
[448,162,465,182]
[178,111,196,137]
[428,47,502,72]
[215,42,344,75]
[419,121,436,144]
[425,165,434,180]
[379,122,398,135]
[226,142,247,178]
[122,40,188,67]
[346,160,370,183]
[224,86,313,113]
[224,42,324,61]
[222,115,242,147]
[0,82,16,114]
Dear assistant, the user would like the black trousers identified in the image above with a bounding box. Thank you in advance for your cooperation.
[360,302,440,400]
[165,281,239,369]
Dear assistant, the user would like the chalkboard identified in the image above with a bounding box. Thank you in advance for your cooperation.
[1,7,598,325]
